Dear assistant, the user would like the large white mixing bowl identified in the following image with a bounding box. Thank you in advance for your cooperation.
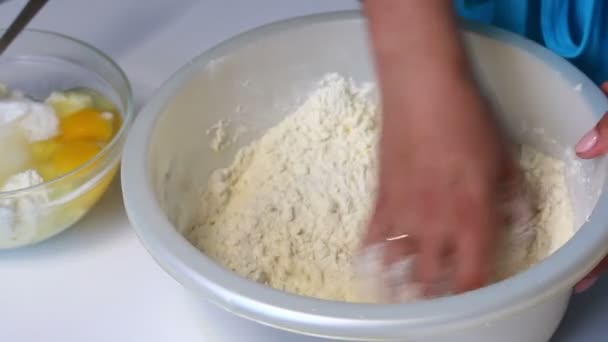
[121,11,608,342]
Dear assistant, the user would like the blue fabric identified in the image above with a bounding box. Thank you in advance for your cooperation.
[455,0,607,85]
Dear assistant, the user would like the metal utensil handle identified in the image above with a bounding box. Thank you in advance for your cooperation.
[0,0,49,55]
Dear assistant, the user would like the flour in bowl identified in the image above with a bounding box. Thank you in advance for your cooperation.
[190,74,574,303]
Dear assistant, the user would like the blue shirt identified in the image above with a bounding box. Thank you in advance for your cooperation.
[455,0,608,85]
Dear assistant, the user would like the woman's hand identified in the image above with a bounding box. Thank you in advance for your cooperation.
[574,81,608,293]
[363,0,607,296]
[364,79,516,295]
[362,0,521,296]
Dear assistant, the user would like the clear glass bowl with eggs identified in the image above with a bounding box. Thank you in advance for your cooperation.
[0,29,133,248]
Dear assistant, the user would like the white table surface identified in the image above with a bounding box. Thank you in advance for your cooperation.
[0,1,606,341]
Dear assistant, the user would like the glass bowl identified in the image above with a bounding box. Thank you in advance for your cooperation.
[0,29,133,248]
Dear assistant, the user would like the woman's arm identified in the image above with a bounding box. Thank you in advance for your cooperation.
[363,0,516,294]
[365,0,475,121]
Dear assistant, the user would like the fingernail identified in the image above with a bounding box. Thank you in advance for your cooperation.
[575,277,598,294]
[575,128,599,154]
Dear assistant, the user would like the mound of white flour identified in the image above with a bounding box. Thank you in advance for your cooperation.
[190,74,574,303]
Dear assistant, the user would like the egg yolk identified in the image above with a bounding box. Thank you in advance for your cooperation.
[60,109,114,142]
[38,141,102,180]
[52,141,102,175]
[31,98,121,182]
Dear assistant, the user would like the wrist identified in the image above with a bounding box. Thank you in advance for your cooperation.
[381,74,492,136]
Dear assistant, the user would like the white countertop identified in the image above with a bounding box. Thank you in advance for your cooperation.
[0,1,606,341]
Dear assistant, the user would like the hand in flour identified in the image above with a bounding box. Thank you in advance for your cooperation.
[363,1,522,295]
[574,81,608,293]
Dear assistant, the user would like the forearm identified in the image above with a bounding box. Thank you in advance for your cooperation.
[364,1,480,127]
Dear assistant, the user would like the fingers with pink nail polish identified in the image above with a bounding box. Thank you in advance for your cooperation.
[576,85,608,158]
[576,82,608,158]
[575,277,598,294]
[576,115,608,159]
[575,254,608,294]
[574,82,608,291]
[575,128,599,154]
